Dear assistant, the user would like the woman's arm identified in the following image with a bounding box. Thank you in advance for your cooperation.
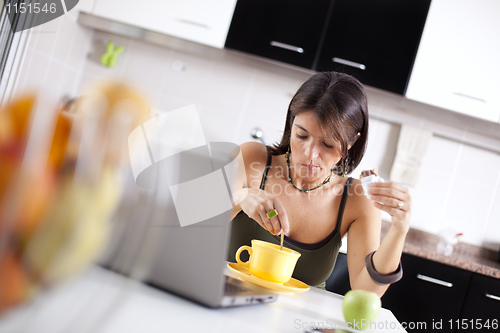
[346,181,411,297]
[229,141,263,220]
[229,142,290,235]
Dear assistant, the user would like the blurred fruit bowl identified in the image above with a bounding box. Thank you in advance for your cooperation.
[0,82,151,314]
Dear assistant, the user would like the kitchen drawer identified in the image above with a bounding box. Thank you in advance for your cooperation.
[382,253,472,332]
[458,273,500,332]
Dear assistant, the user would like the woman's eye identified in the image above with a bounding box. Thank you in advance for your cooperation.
[323,142,334,149]
[296,134,307,139]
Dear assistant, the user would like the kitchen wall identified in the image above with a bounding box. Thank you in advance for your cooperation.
[10,13,500,252]
[10,3,93,104]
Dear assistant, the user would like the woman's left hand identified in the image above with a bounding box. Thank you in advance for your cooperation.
[367,181,411,232]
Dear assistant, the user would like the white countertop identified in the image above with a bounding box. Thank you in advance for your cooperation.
[0,265,406,333]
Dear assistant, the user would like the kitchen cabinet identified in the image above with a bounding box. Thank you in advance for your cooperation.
[87,0,237,49]
[76,0,96,13]
[381,253,472,333]
[315,0,431,95]
[224,0,332,69]
[327,251,500,332]
[459,273,500,332]
[225,0,430,95]
[406,0,500,122]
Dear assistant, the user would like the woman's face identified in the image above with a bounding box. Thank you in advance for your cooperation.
[289,112,343,182]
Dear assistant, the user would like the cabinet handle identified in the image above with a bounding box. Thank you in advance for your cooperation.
[486,293,500,302]
[416,274,453,288]
[452,92,486,103]
[332,57,366,70]
[270,41,304,54]
[175,18,210,30]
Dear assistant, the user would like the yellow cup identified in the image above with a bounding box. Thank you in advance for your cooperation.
[236,239,301,284]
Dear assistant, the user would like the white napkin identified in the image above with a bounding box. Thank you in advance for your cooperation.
[390,124,432,186]
[360,174,384,199]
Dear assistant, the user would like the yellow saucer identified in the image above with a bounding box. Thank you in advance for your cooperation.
[227,263,310,293]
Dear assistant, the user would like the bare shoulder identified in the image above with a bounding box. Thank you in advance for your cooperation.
[239,141,269,189]
[240,141,268,162]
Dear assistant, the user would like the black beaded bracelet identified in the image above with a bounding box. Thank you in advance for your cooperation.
[364,251,403,286]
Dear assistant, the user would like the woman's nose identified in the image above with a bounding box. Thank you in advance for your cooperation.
[304,142,320,159]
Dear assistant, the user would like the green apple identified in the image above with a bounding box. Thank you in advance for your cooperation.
[342,290,381,330]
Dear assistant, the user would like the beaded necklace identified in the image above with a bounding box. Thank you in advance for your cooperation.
[285,151,332,193]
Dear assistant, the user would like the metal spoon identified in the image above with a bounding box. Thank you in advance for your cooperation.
[280,229,284,251]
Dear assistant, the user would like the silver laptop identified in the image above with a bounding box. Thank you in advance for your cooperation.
[146,209,278,308]
[100,141,278,308]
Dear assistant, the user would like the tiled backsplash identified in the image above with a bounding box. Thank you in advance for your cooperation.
[12,7,92,103]
[12,15,500,251]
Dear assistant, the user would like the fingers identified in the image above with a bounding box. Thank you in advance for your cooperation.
[367,181,411,212]
[369,181,412,233]
[269,198,287,231]
[263,203,289,235]
[372,201,407,217]
[369,195,408,212]
[243,189,288,236]
[255,207,281,235]
[369,181,410,195]
[267,213,282,235]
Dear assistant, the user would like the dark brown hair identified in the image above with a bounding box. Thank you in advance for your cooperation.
[268,72,368,176]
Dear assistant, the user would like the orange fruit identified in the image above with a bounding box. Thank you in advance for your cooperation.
[0,95,36,201]
[0,140,23,201]
[7,95,36,140]
[47,111,73,171]
[74,82,151,167]
[17,167,57,239]
[0,250,31,314]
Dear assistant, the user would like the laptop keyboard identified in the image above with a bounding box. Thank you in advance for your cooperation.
[225,281,251,295]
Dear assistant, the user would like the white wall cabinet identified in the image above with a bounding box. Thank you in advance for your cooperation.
[406,0,500,123]
[74,0,96,13]
[83,0,237,49]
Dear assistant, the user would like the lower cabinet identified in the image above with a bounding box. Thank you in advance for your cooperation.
[326,252,500,333]
[458,273,500,332]
[381,253,472,333]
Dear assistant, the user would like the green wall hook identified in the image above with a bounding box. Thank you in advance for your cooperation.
[101,41,124,68]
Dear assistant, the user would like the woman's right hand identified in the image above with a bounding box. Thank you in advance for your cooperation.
[234,188,289,236]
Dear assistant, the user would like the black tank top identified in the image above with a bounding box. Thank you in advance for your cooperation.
[227,154,353,289]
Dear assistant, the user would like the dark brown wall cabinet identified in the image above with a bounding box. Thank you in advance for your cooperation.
[316,0,430,95]
[225,0,331,69]
[225,0,431,95]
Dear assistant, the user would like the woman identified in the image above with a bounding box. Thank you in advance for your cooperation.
[228,72,411,296]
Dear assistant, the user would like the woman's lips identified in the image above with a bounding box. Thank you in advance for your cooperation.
[302,164,319,171]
